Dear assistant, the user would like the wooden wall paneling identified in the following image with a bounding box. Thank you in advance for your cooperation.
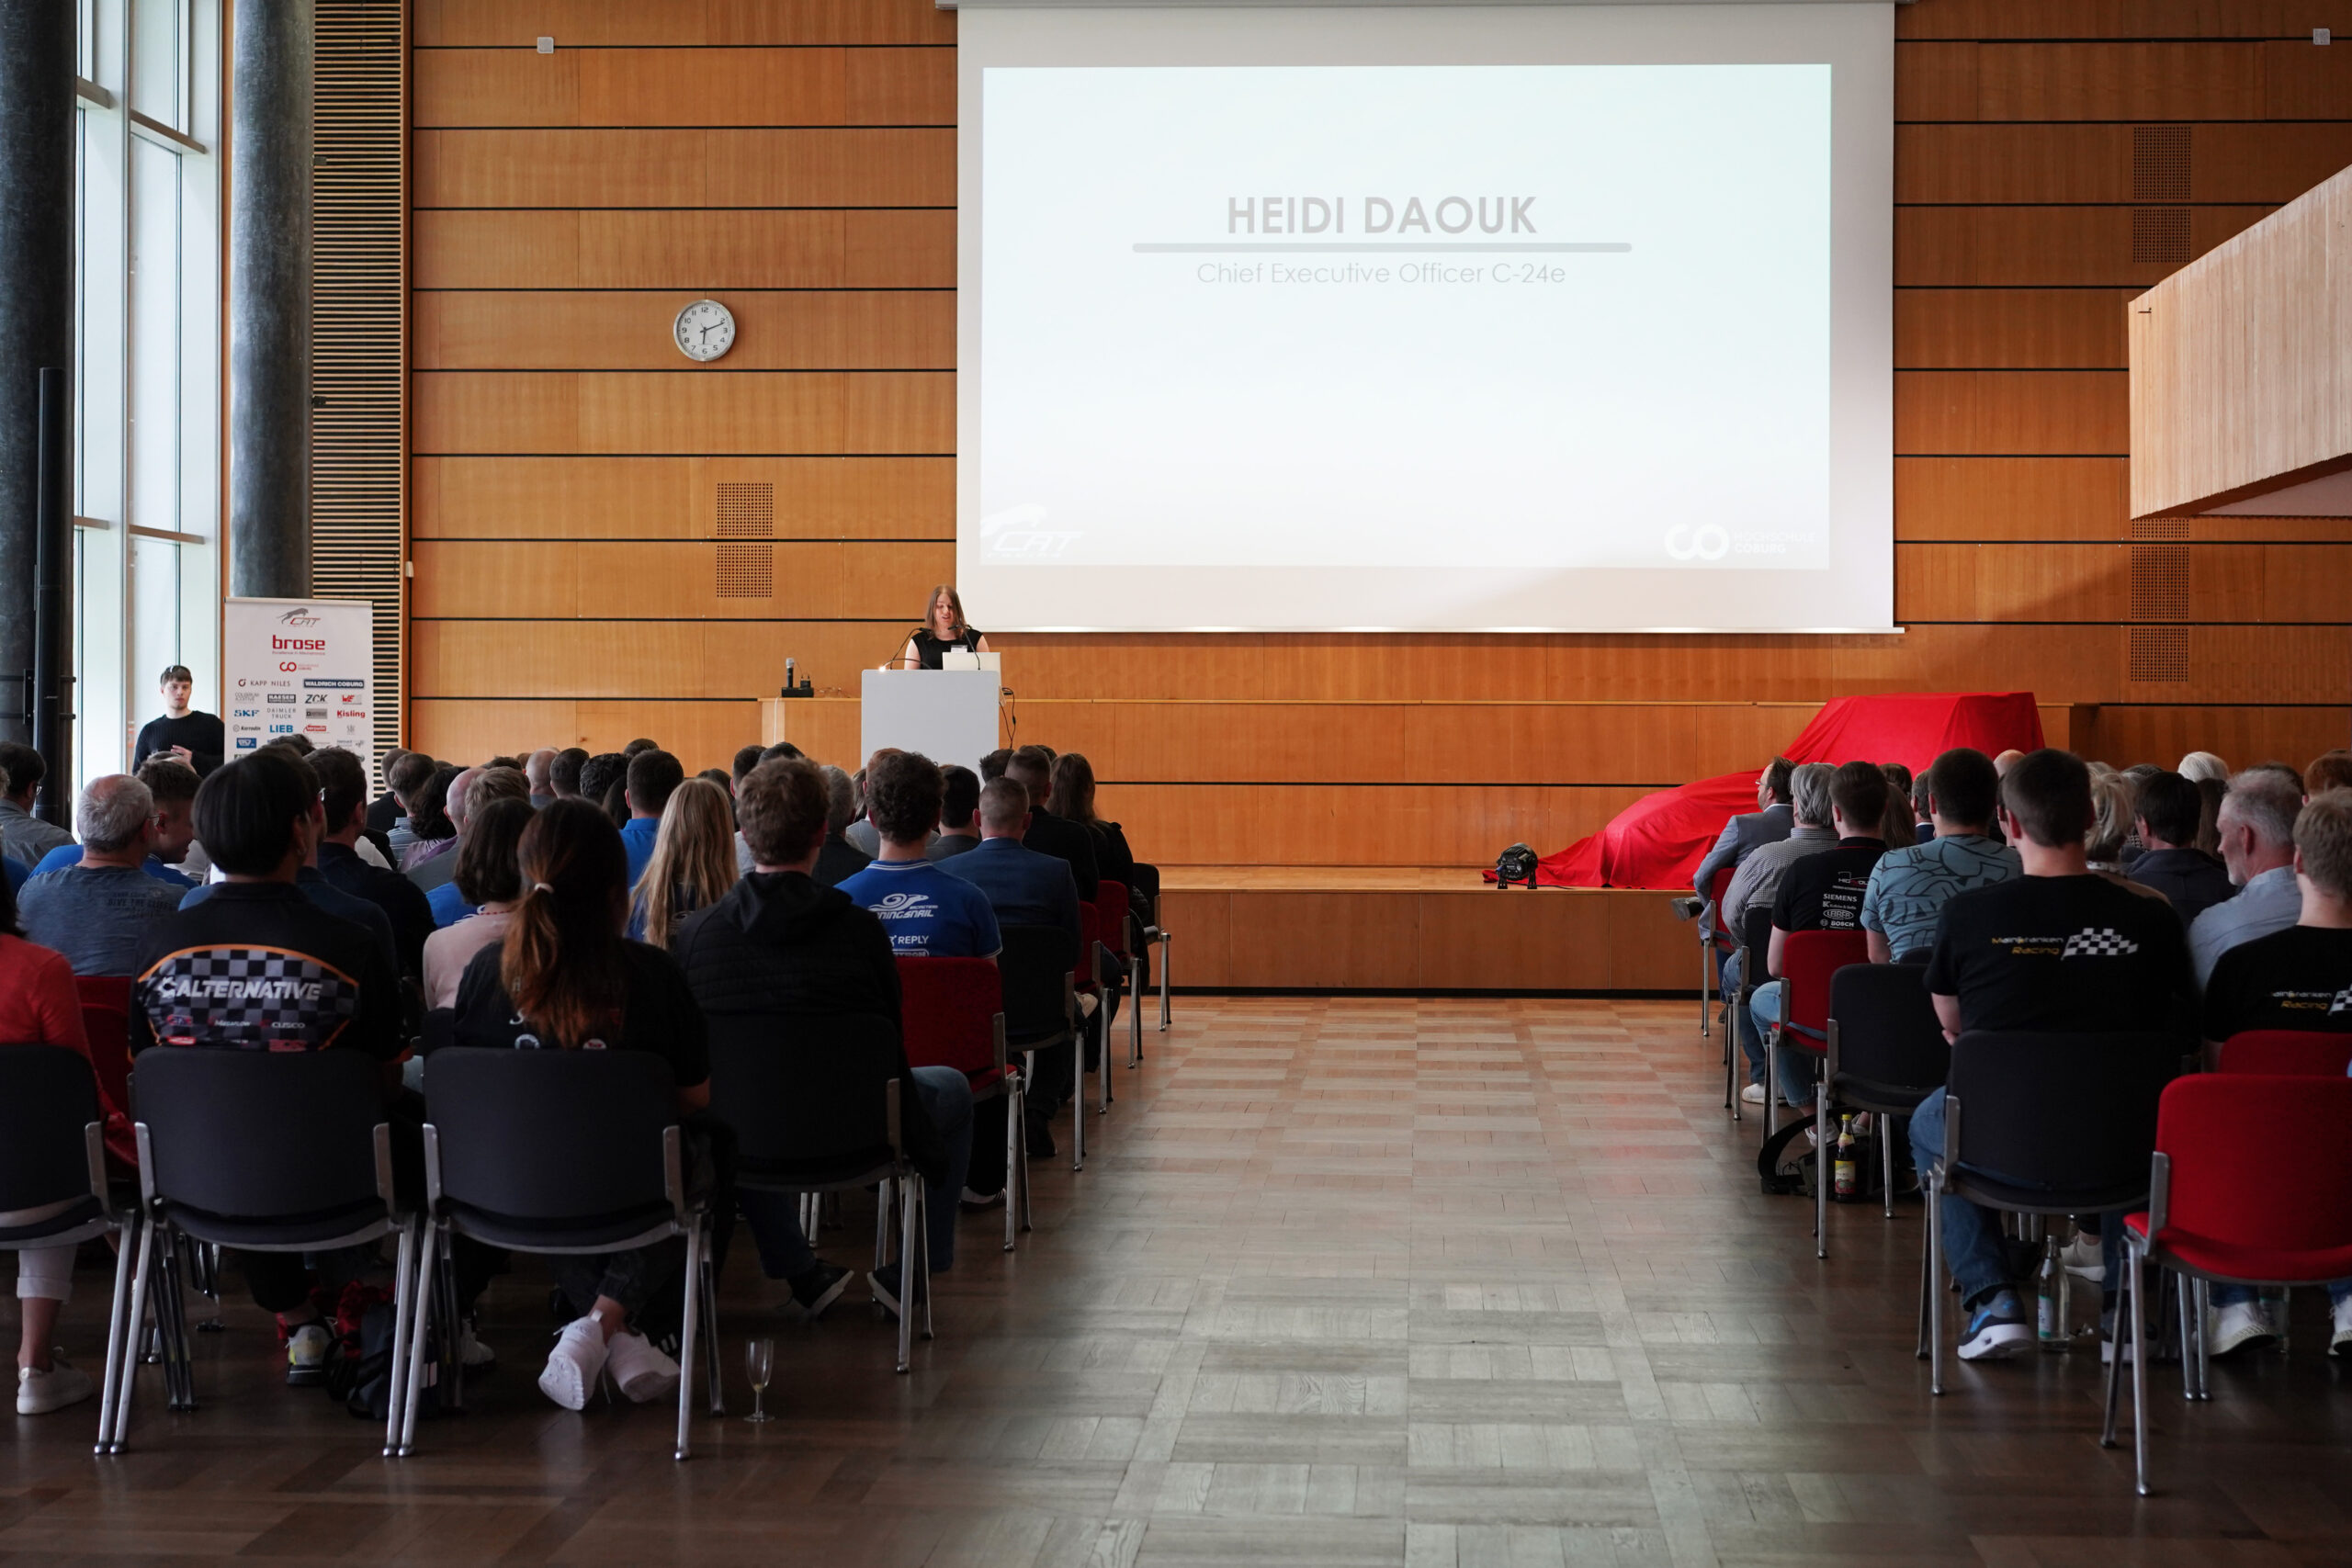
[573,370,852,457]
[842,372,956,454]
[1894,457,2128,540]
[1973,41,2267,120]
[1896,3,2308,42]
[1222,892,1419,987]
[1095,784,1662,868]
[2264,39,2352,118]
[412,371,580,453]
[413,621,899,701]
[1896,290,2130,369]
[413,457,697,539]
[2169,626,2352,704]
[581,49,849,126]
[759,696,865,764]
[560,538,944,618]
[411,46,581,127]
[1894,542,2132,622]
[413,128,710,208]
[1896,206,2276,288]
[1900,124,2352,208]
[842,210,956,288]
[410,541,579,618]
[1156,891,1231,987]
[1603,894,1697,990]
[412,210,582,288]
[845,46,956,125]
[1895,370,2127,454]
[705,129,954,207]
[410,698,581,766]
[2075,705,2351,773]
[413,0,956,50]
[2257,545,2352,624]
[1414,892,1616,991]
[414,291,953,372]
[1894,40,1978,120]
[578,210,850,288]
[577,699,764,771]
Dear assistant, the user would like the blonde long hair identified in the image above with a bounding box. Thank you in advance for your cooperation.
[922,583,968,640]
[634,777,739,947]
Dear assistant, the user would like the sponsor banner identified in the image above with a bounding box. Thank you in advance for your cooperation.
[223,598,377,762]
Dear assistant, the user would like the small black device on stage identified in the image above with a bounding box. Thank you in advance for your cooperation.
[779,658,812,698]
[1493,843,1539,888]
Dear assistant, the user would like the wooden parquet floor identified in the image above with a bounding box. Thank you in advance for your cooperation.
[8,997,2352,1565]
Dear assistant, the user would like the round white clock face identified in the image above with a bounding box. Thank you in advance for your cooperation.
[673,299,736,362]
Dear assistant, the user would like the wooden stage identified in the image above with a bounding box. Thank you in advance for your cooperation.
[1155,868,1690,993]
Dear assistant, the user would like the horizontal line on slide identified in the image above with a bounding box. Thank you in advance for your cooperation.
[1133,242,1628,254]
[411,287,956,293]
[413,367,954,374]
[419,123,955,131]
[410,451,959,457]
[414,536,951,544]
[413,204,954,212]
[1893,199,2284,209]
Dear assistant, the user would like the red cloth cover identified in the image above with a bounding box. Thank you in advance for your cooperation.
[1516,692,2045,890]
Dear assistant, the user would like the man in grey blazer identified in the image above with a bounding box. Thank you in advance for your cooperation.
[1692,757,1797,942]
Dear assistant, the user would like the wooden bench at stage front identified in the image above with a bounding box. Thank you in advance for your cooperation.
[1158,867,1687,992]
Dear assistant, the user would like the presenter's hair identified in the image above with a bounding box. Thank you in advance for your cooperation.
[923,584,967,639]
[865,750,944,845]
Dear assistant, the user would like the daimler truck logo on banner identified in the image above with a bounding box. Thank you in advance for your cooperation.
[224,598,376,766]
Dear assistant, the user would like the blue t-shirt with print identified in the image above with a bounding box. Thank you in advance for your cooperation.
[836,857,1003,958]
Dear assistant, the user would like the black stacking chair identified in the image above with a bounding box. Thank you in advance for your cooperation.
[1815,963,1951,1256]
[119,1047,414,1456]
[1724,907,1773,1120]
[0,1045,138,1455]
[1000,924,1082,1168]
[422,1047,720,1460]
[1917,1030,2179,1394]
[1130,862,1172,1032]
[703,1012,933,1372]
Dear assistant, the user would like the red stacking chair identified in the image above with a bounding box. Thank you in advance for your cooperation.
[897,955,1030,1250]
[74,976,138,1169]
[2217,1029,2352,1077]
[2105,1074,2352,1496]
[1762,930,1870,1143]
[1092,881,1145,1073]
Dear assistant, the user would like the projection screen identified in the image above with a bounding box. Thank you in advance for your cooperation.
[956,4,1895,633]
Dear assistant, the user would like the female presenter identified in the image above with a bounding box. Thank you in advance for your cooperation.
[881,585,992,670]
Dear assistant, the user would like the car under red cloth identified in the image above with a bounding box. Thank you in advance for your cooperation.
[1502,692,2046,890]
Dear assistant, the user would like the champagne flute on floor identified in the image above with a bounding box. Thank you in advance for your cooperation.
[745,1337,775,1423]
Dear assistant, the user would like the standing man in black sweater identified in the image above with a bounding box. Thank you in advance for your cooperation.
[131,664,226,777]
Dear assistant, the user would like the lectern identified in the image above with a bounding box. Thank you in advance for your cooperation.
[859,669,1001,773]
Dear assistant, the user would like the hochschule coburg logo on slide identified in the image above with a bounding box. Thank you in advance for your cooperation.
[1662,525,1730,561]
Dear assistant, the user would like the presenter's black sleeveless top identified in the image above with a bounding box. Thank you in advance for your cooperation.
[910,627,984,670]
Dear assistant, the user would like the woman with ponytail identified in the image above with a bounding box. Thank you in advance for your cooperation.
[447,797,719,1413]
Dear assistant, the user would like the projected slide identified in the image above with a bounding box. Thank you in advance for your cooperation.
[980,64,1831,578]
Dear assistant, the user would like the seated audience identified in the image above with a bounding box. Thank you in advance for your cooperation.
[1053,753,1136,888]
[30,758,200,887]
[408,766,481,896]
[447,799,701,1410]
[2126,770,2233,928]
[978,748,1012,784]
[131,748,402,1383]
[311,746,435,980]
[2198,787,2352,1358]
[1909,749,2194,1364]
[2189,768,2306,987]
[366,747,409,836]
[633,777,738,945]
[0,743,74,866]
[397,763,460,873]
[844,762,883,858]
[1911,771,1937,844]
[2,852,24,896]
[2178,750,2230,785]
[2086,771,2135,874]
[696,766,730,792]
[382,750,438,858]
[421,796,533,1010]
[550,746,589,800]
[1004,745,1101,900]
[421,766,529,920]
[838,752,1001,959]
[675,758,973,1320]
[526,748,559,809]
[1860,747,2019,964]
[623,737,660,758]
[1993,749,2025,777]
[573,751,627,819]
[2193,773,2225,852]
[925,763,982,861]
[2307,749,2352,800]
[1690,758,1796,956]
[1719,761,1838,1102]
[2119,762,2165,864]
[1752,761,1889,1107]
[620,749,684,888]
[815,765,873,887]
[2,871,101,1416]
[731,744,764,795]
[1878,762,1917,850]
[18,775,189,976]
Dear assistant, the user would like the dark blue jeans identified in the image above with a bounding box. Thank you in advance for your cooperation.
[1909,1085,2123,1313]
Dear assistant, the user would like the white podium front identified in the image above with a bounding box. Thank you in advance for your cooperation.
[859,670,1001,773]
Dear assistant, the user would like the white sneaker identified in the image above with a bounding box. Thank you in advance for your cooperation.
[1739,1083,1767,1106]
[537,1316,609,1411]
[2331,1295,2352,1359]
[2208,1299,2278,1359]
[17,1355,96,1416]
[285,1323,334,1386]
[603,1329,679,1404]
[458,1325,496,1368]
[959,1186,1006,1210]
[2057,1232,2106,1283]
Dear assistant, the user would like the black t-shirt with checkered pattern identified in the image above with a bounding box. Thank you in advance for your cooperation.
[1923,873,2194,1037]
[132,881,401,1059]
[2200,924,2352,1043]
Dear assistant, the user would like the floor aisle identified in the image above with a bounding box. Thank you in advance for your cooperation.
[6,997,2350,1565]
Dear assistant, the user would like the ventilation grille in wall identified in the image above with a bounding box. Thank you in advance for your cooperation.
[716,543,774,597]
[2129,543,2191,621]
[311,0,404,784]
[715,482,775,595]
[2129,626,2190,684]
[2132,126,2192,201]
[2131,515,2191,541]
[2132,207,2192,265]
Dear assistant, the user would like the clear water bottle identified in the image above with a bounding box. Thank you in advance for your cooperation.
[2037,1237,2065,1351]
